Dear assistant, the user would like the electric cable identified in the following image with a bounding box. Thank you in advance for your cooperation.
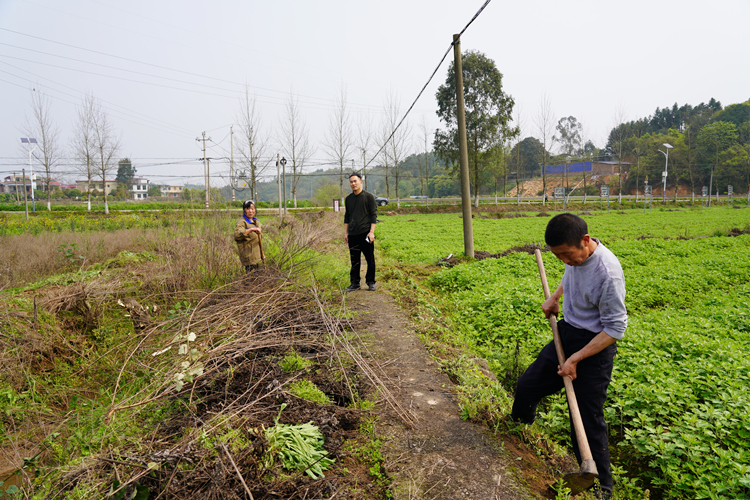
[0,27,385,111]
[0,64,195,138]
[364,0,494,170]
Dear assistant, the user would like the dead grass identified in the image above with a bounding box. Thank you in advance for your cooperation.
[0,229,154,287]
[0,210,345,290]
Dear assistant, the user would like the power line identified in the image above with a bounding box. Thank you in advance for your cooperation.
[0,64,196,138]
[0,27,387,112]
[365,0,494,170]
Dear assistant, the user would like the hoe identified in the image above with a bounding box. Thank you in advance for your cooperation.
[535,249,598,495]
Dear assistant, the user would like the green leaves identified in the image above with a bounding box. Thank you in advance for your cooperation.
[380,212,750,499]
[264,406,335,480]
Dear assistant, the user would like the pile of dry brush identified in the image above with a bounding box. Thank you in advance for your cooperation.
[1,210,412,499]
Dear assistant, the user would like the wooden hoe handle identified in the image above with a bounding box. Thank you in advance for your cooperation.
[534,249,598,477]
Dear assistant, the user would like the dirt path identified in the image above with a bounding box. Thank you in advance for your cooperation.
[346,289,530,500]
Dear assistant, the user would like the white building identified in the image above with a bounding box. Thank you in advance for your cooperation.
[131,177,149,200]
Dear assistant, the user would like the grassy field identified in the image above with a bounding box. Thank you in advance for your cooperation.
[377,207,750,499]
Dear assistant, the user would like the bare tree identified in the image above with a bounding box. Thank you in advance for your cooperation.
[486,134,509,205]
[322,85,353,201]
[356,112,374,192]
[23,89,61,211]
[535,93,556,199]
[377,120,391,198]
[278,89,314,208]
[383,90,411,208]
[91,98,121,215]
[578,121,592,204]
[554,116,583,192]
[72,93,97,211]
[511,107,526,202]
[417,115,433,202]
[236,87,270,201]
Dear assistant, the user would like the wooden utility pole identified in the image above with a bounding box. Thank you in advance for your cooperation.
[277,153,282,221]
[230,126,235,202]
[22,169,29,221]
[453,34,474,258]
[196,132,211,209]
[13,173,20,205]
[282,157,287,215]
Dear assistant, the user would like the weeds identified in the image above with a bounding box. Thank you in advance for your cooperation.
[279,350,313,373]
[287,380,330,404]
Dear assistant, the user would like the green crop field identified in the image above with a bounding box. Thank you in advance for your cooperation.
[378,208,750,499]
[0,211,184,236]
[376,207,750,264]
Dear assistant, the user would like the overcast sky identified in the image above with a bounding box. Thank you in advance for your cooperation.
[1,0,749,187]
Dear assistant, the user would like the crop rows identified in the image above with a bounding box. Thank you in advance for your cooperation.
[378,208,750,498]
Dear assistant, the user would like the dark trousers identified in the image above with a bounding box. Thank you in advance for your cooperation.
[511,320,617,492]
[347,233,375,286]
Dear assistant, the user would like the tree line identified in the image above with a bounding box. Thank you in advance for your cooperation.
[17,55,748,213]
[431,50,750,202]
[605,99,750,198]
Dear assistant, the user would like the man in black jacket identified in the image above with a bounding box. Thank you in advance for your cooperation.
[344,173,377,292]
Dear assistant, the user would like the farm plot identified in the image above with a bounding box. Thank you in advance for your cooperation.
[377,209,750,499]
[376,207,750,264]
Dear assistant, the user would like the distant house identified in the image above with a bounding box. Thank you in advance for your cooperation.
[591,160,633,177]
[77,179,118,195]
[0,174,33,194]
[159,184,183,198]
[0,174,64,194]
[131,177,149,200]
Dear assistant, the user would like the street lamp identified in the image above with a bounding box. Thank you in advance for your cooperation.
[21,138,38,212]
[657,143,673,203]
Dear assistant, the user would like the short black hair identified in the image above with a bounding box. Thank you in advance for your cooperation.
[349,172,362,181]
[242,200,255,210]
[545,213,588,248]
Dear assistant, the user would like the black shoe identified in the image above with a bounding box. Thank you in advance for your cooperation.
[345,284,360,292]
[587,485,613,500]
[367,282,377,291]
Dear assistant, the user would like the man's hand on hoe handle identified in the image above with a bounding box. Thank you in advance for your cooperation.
[542,295,560,319]
[558,354,580,381]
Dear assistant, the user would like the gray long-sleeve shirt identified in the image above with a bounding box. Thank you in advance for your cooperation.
[561,239,627,339]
